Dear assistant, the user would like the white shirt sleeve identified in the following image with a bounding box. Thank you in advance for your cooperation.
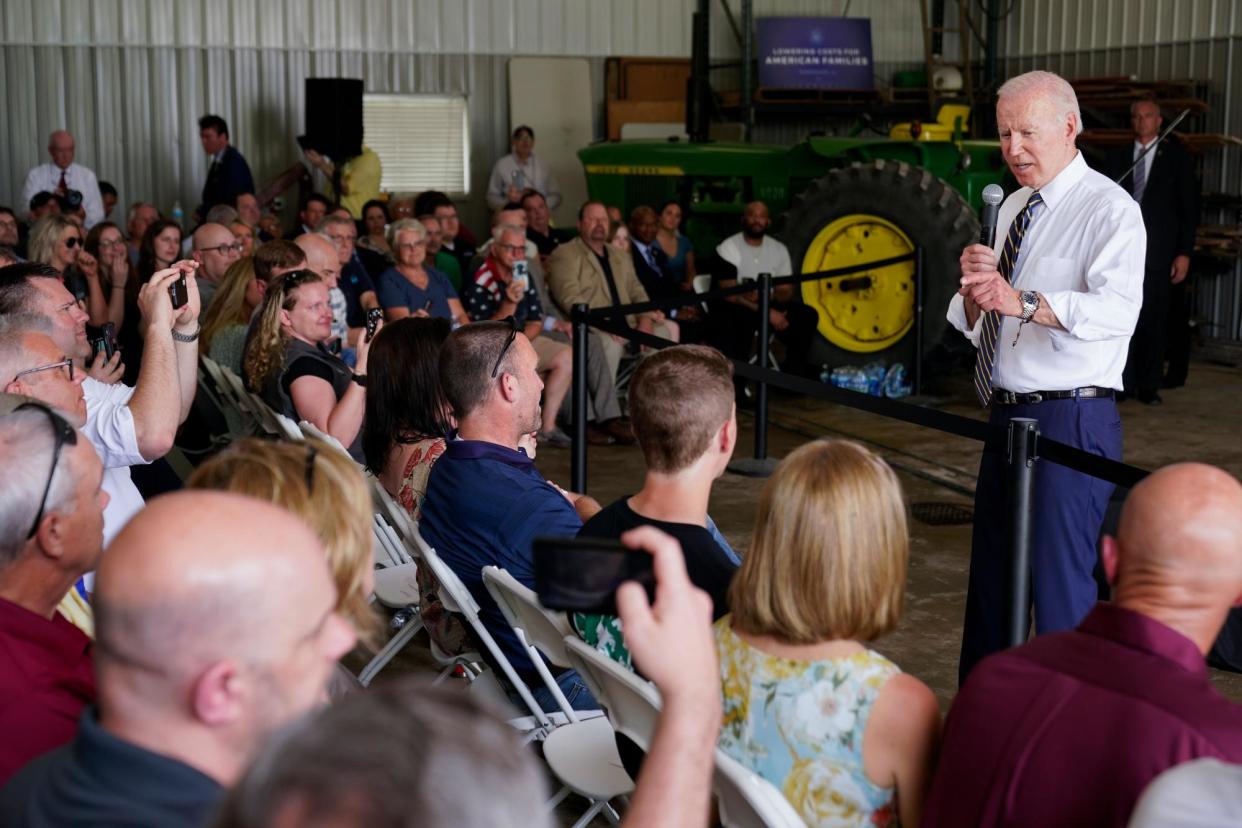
[1040,199,1145,342]
[715,237,741,268]
[773,240,792,277]
[20,167,43,219]
[946,292,982,346]
[82,378,148,467]
[487,155,512,210]
[78,166,105,229]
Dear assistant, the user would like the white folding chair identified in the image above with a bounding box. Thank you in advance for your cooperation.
[713,750,807,828]
[410,529,555,737]
[483,567,630,827]
[298,419,350,458]
[562,636,662,752]
[198,356,250,439]
[271,411,303,440]
[692,272,713,314]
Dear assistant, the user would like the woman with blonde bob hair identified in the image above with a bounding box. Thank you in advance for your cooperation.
[187,436,380,651]
[717,439,940,828]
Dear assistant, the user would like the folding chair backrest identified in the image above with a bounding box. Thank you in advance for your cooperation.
[563,635,661,752]
[298,420,350,458]
[365,472,420,549]
[713,750,807,828]
[409,528,550,726]
[273,411,304,440]
[481,566,575,667]
[692,274,712,294]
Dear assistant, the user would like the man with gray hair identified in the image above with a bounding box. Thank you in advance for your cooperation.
[317,214,380,340]
[0,262,200,550]
[948,70,1145,681]
[20,130,104,229]
[294,232,349,350]
[0,491,358,826]
[465,224,574,447]
[0,398,107,786]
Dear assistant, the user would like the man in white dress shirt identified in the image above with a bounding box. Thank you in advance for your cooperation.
[20,131,105,230]
[948,70,1145,682]
[0,262,199,552]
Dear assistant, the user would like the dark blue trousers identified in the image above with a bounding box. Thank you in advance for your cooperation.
[958,396,1122,684]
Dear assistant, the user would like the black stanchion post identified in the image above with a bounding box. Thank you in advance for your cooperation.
[727,273,780,478]
[914,246,924,396]
[1006,416,1039,648]
[571,304,589,494]
[754,272,771,460]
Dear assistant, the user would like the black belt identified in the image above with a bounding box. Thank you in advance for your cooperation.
[992,386,1115,405]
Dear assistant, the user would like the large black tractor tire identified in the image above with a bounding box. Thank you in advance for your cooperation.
[779,159,978,376]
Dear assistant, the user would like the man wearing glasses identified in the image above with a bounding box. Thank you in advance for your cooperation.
[0,399,107,786]
[190,223,244,311]
[317,215,380,341]
[0,262,199,553]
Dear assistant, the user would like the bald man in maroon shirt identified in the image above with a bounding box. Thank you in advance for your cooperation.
[923,463,1242,828]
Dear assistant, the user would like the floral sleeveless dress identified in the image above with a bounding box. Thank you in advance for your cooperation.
[715,618,901,827]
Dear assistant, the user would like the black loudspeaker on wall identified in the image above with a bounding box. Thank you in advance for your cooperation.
[300,78,364,161]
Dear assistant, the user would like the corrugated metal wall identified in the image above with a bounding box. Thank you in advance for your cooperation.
[999,0,1242,342]
[0,0,933,232]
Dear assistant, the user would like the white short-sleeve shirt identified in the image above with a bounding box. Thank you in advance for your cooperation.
[715,233,793,283]
[82,378,148,547]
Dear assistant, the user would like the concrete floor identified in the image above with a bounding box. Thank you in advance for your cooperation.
[533,357,1242,710]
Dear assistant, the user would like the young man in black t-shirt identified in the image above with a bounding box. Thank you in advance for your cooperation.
[572,345,739,668]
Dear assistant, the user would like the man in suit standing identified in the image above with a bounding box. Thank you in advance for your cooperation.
[197,115,255,223]
[1109,97,1200,404]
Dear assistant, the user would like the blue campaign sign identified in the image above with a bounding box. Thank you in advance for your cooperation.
[757,17,874,90]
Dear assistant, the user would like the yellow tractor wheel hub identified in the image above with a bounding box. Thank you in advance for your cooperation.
[800,214,916,353]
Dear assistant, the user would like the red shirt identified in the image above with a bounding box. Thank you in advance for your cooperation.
[0,596,96,786]
[924,603,1242,828]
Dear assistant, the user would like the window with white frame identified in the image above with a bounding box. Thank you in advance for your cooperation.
[363,94,470,194]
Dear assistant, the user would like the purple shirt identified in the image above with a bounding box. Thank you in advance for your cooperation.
[924,603,1242,828]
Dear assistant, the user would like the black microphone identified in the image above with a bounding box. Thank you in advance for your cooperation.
[979,184,1004,248]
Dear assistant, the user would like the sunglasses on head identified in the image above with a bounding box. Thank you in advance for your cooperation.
[490,315,521,379]
[15,402,78,539]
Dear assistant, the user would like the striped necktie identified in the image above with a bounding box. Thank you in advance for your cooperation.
[1132,147,1148,203]
[973,191,1044,406]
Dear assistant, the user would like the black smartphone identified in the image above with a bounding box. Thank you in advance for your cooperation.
[89,322,117,362]
[168,271,189,309]
[533,536,656,615]
[365,307,383,341]
[423,298,434,312]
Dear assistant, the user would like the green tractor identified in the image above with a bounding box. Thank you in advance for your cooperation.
[579,105,1009,373]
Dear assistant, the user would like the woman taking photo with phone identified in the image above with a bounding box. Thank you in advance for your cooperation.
[244,269,377,461]
[83,221,132,331]
[113,218,184,384]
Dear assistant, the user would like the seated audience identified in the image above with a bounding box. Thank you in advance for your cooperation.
[317,215,380,338]
[629,205,705,339]
[204,204,240,228]
[376,219,468,327]
[27,193,60,226]
[922,463,1242,828]
[98,181,117,221]
[0,401,106,785]
[83,221,131,333]
[124,201,159,267]
[416,191,476,275]
[466,225,573,447]
[253,238,306,286]
[228,218,256,257]
[234,192,262,232]
[361,316,468,656]
[521,189,572,262]
[284,192,331,239]
[419,321,601,711]
[656,200,698,287]
[0,208,20,257]
[607,219,630,253]
[573,345,739,667]
[208,527,721,828]
[0,491,357,827]
[357,198,392,260]
[0,263,196,547]
[200,257,264,374]
[712,200,819,381]
[293,233,348,350]
[120,218,184,385]
[26,215,96,308]
[187,437,381,653]
[190,222,244,311]
[718,439,940,827]
[244,270,372,460]
[418,214,463,291]
[487,125,561,210]
[546,202,676,383]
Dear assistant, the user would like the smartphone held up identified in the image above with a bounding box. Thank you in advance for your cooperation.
[533,536,656,615]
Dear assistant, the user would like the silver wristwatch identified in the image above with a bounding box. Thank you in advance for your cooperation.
[1018,290,1039,323]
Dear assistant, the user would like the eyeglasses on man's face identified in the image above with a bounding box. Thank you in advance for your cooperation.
[200,242,244,255]
[16,402,78,539]
[14,357,75,384]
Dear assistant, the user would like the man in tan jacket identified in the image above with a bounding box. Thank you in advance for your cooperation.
[546,201,676,380]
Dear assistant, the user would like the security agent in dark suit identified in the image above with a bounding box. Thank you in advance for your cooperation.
[197,114,256,222]
[1107,97,1200,403]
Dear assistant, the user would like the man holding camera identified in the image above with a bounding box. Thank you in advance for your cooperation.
[0,261,200,551]
[21,131,105,230]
